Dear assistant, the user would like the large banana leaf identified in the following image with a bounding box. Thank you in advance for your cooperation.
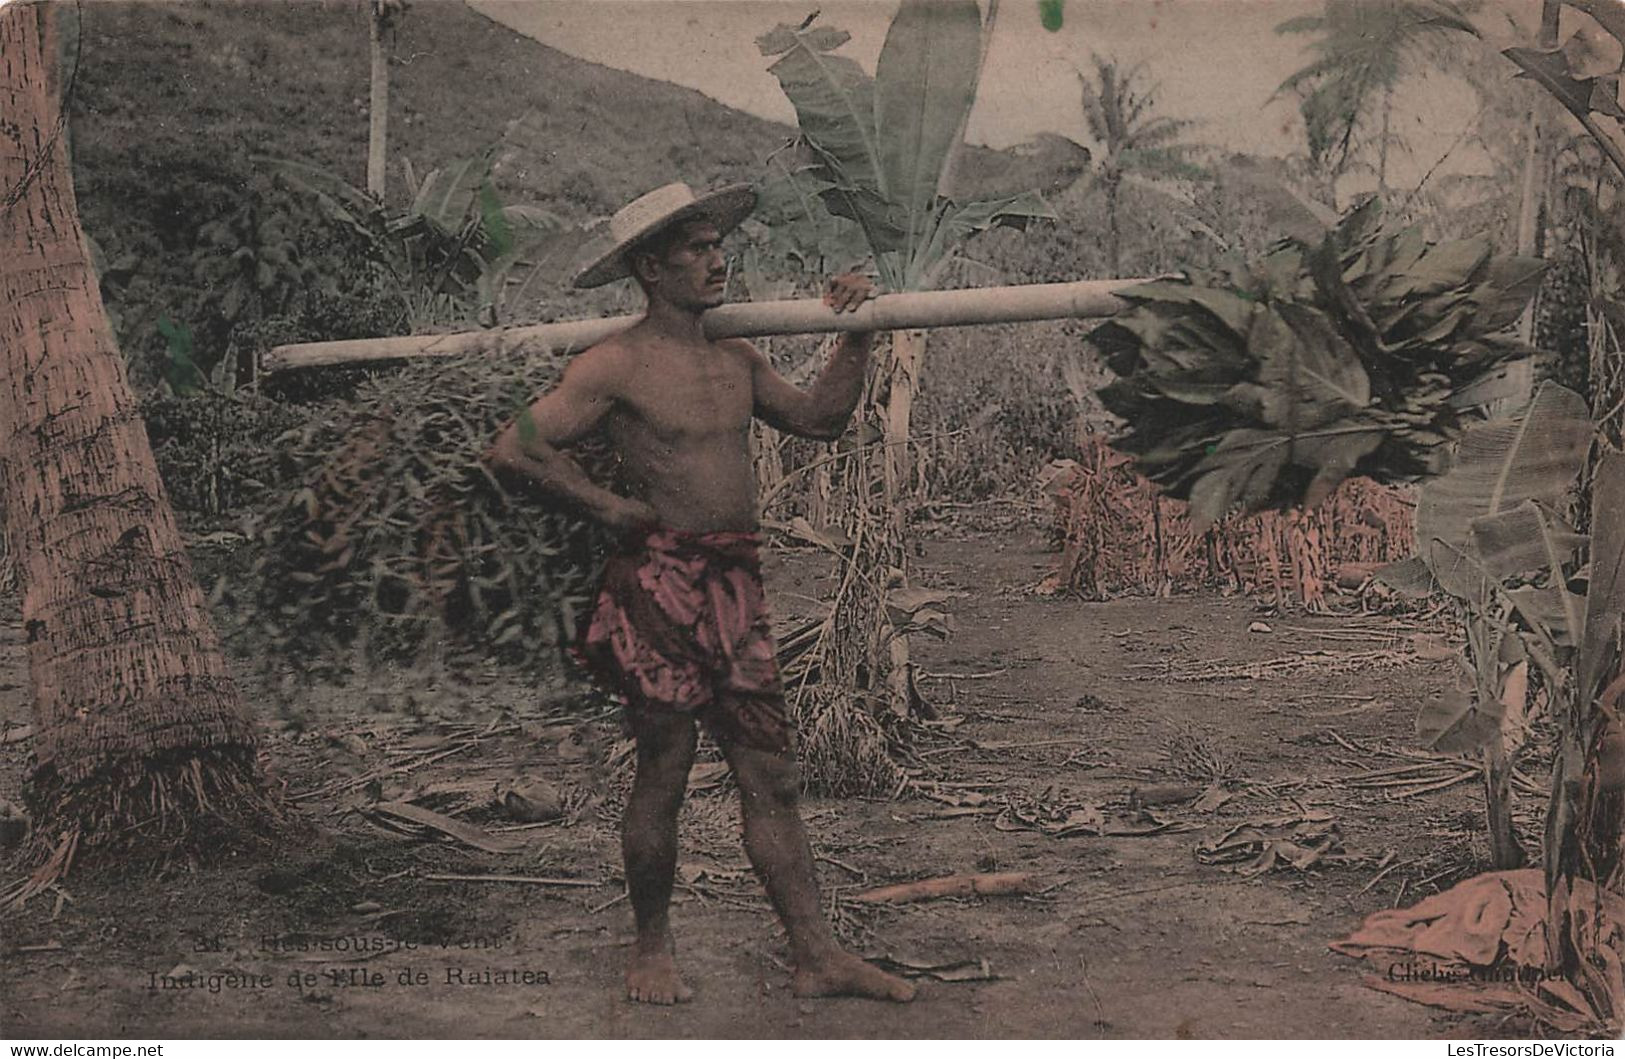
[1425,537,1565,677]
[1469,501,1588,582]
[941,190,1056,240]
[818,184,912,254]
[899,191,1058,289]
[760,7,1049,294]
[873,0,982,256]
[1414,382,1592,600]
[412,154,493,235]
[749,164,872,273]
[1469,501,1587,647]
[1416,678,1502,755]
[759,22,885,196]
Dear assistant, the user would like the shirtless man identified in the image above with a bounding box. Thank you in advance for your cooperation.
[486,183,915,1006]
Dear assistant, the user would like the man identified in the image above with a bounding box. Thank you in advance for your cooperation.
[486,182,915,1006]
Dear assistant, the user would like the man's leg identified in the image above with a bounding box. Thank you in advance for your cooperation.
[714,701,915,1002]
[622,708,698,1004]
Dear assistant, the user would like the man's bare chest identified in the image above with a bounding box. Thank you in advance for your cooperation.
[615,352,754,442]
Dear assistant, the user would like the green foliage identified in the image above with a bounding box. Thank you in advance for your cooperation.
[757,2,1053,292]
[1076,55,1205,274]
[1579,452,1625,723]
[1413,383,1592,613]
[245,348,612,682]
[157,317,203,397]
[915,324,1090,500]
[746,160,873,284]
[79,146,396,396]
[192,172,337,333]
[1076,57,1204,185]
[1090,197,1547,527]
[1379,383,1592,755]
[1275,0,1480,191]
[143,391,308,516]
[265,151,579,330]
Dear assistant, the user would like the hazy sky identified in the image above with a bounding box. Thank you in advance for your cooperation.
[469,0,1505,185]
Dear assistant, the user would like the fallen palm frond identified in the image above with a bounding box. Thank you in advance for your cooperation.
[2,747,279,908]
[1196,810,1346,876]
[367,801,519,855]
[242,346,611,684]
[1041,430,1415,608]
[1128,648,1424,684]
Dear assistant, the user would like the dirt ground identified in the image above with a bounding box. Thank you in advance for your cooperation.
[0,529,1533,1039]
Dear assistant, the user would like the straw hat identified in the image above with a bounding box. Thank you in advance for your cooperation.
[572,182,757,289]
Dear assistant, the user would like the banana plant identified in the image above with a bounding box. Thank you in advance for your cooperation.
[262,151,573,327]
[757,1,1053,293]
[756,0,1055,717]
[1379,382,1594,868]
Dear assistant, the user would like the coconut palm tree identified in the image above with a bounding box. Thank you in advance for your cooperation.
[0,6,267,900]
[1075,55,1203,276]
[1275,0,1480,202]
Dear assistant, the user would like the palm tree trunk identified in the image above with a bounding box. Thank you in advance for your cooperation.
[1377,83,1392,198]
[0,5,268,901]
[1105,174,1122,277]
[367,2,390,200]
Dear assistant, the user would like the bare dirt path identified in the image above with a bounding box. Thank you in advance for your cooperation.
[1,532,1515,1038]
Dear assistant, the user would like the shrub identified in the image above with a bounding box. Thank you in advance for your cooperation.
[143,391,309,517]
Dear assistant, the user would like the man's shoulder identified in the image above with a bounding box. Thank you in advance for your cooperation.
[713,336,764,366]
[568,337,636,386]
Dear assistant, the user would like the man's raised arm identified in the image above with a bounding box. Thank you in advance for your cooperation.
[745,273,877,442]
[484,349,656,534]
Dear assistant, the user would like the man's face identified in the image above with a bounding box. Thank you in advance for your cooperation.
[637,220,727,310]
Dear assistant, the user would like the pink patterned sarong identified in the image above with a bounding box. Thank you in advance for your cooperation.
[574,527,790,753]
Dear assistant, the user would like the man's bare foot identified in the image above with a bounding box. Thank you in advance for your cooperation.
[626,946,694,1005]
[792,950,917,1002]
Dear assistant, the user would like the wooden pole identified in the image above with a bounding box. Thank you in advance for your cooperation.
[260,278,1145,372]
